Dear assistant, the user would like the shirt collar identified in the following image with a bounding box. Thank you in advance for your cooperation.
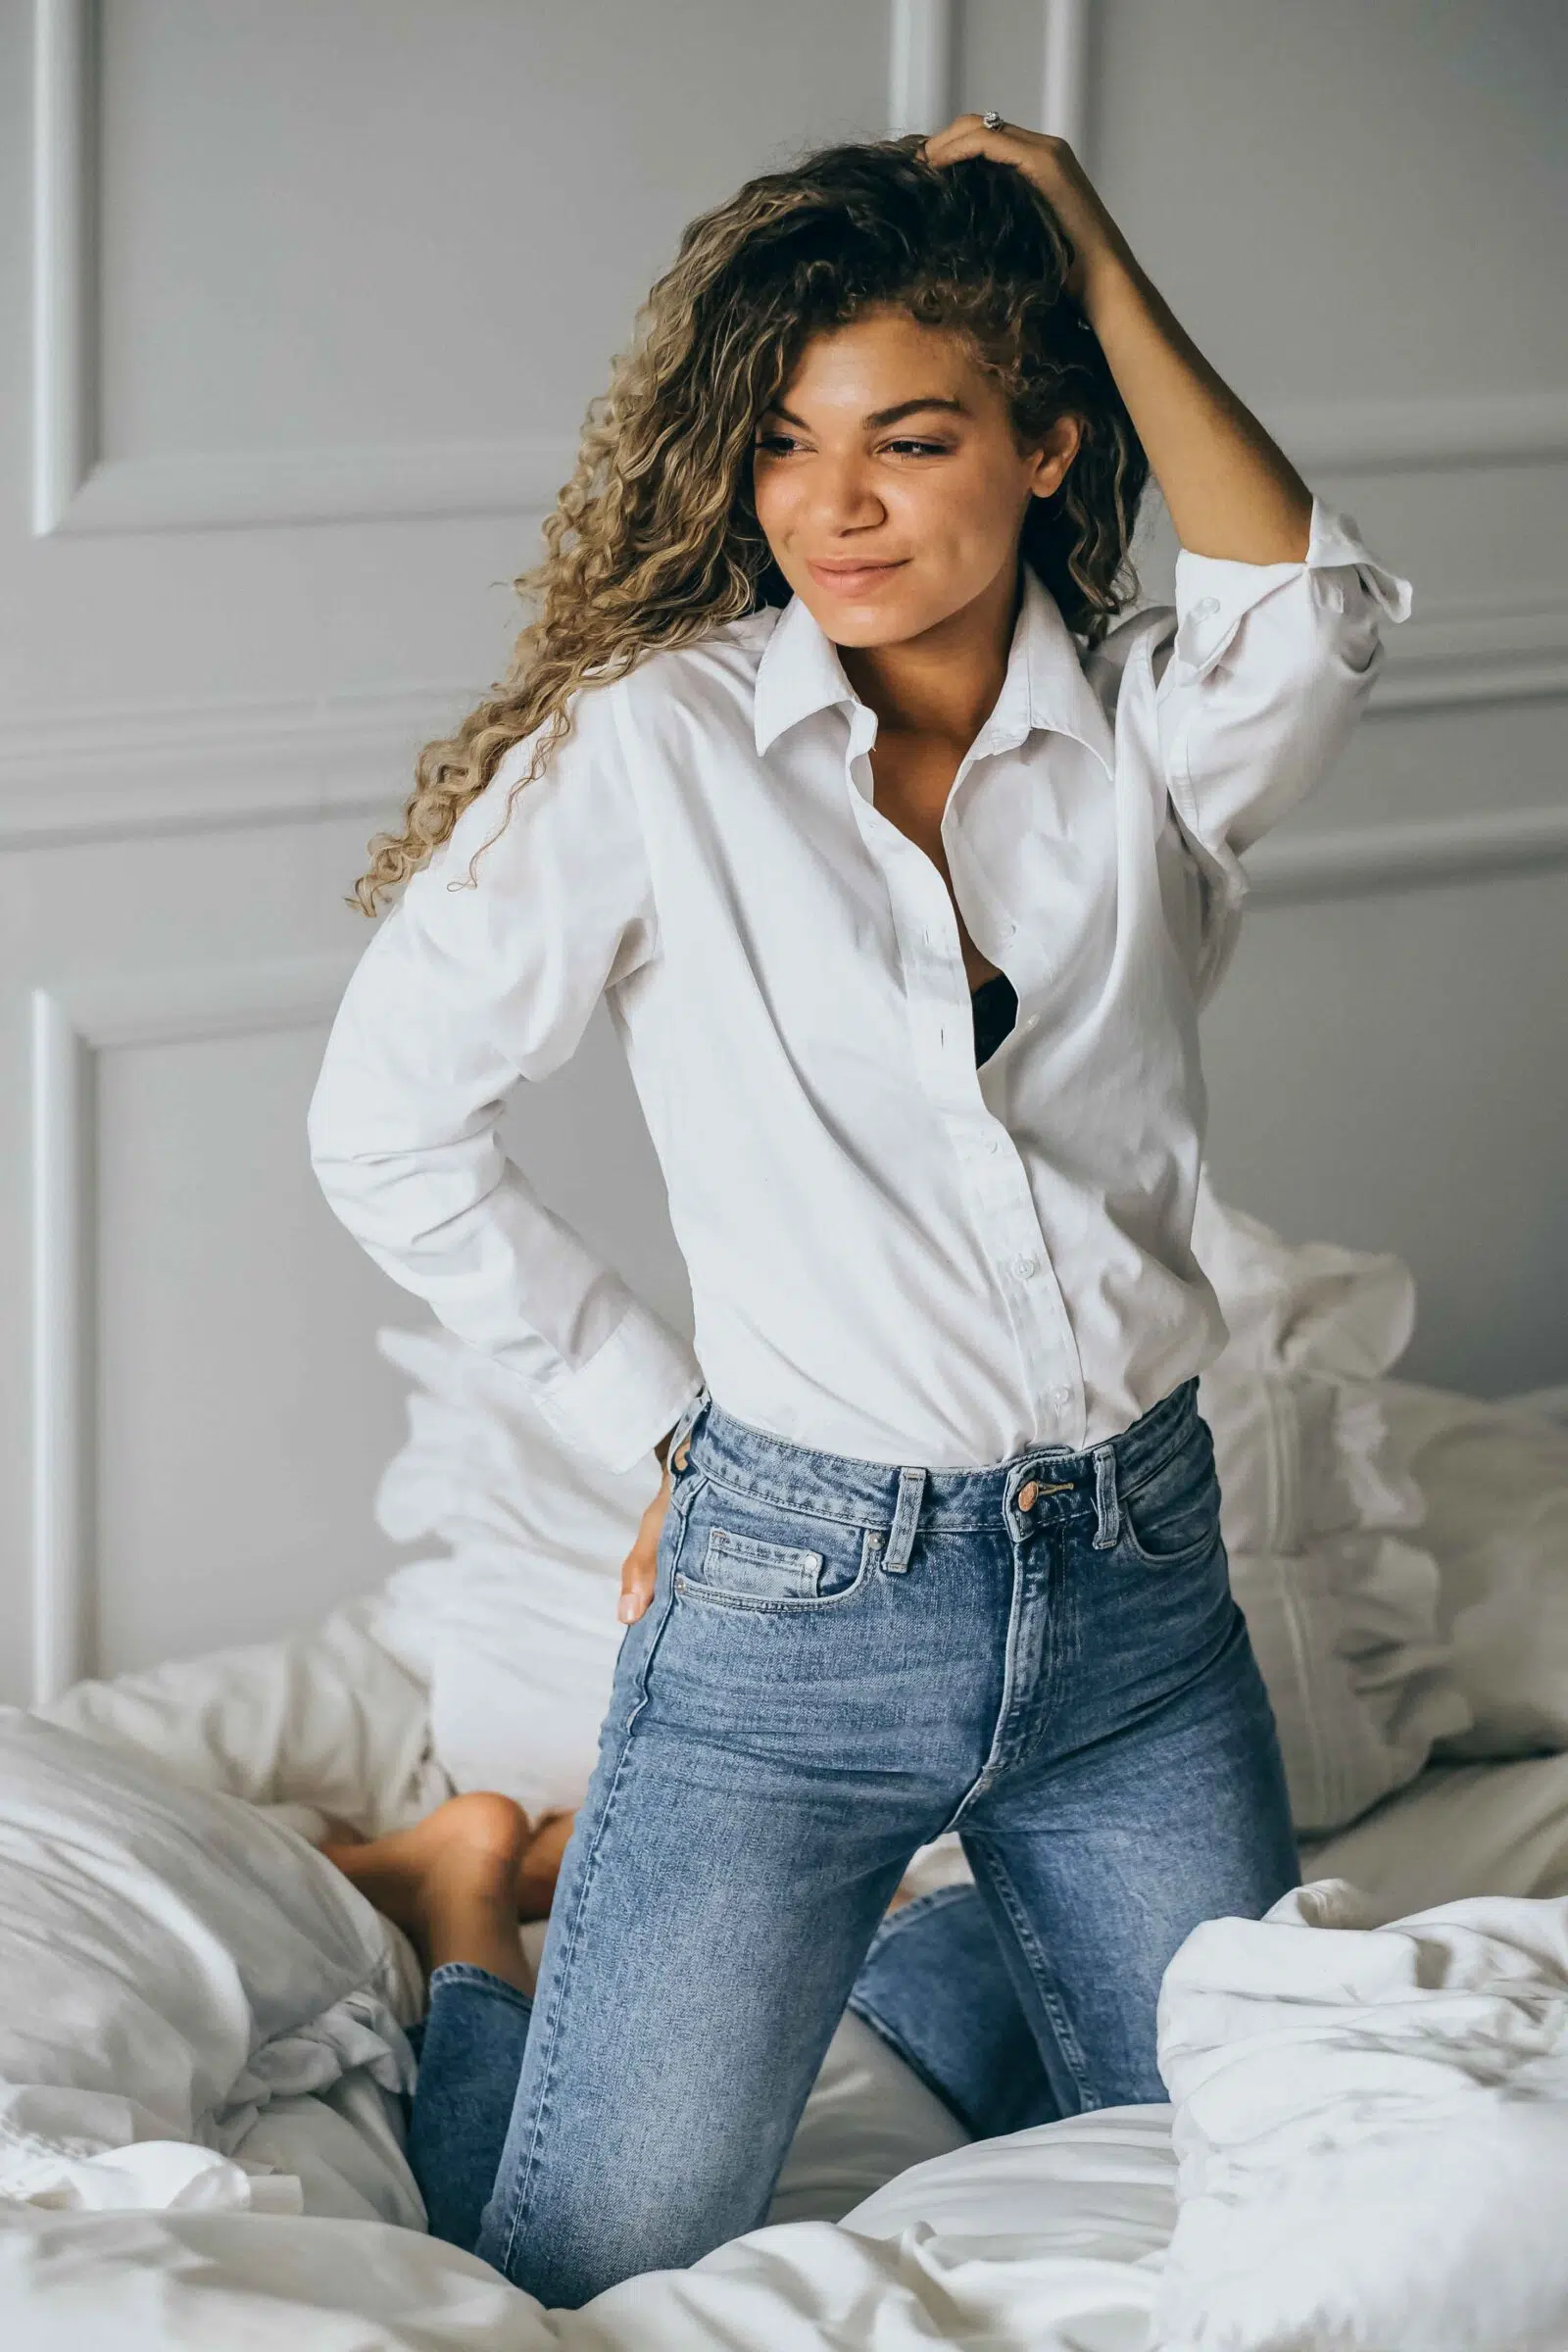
[752,561,1113,775]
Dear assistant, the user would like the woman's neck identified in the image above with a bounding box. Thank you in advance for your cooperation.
[836,560,1021,752]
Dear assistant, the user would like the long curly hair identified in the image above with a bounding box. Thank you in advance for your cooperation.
[350,133,1150,916]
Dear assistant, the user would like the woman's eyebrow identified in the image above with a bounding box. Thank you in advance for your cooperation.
[762,397,971,430]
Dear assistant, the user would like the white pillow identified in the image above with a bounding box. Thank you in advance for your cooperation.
[1192,1173,1470,1833]
[0,1710,418,2220]
[368,1323,647,1819]
[1152,1879,1568,2350]
[1379,1378,1568,1760]
[36,1598,447,1839]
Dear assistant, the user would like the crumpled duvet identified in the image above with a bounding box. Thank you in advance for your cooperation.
[0,1709,422,2224]
[1152,1877,1568,2350]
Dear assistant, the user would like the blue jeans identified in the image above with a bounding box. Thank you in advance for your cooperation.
[423,1375,1298,2303]
[411,1877,1081,2248]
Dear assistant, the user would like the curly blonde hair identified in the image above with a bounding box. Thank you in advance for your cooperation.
[350,132,1150,916]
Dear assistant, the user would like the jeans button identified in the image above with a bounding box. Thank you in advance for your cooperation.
[1018,1480,1040,1510]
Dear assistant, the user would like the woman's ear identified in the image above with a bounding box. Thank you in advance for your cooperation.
[1029,413,1082,501]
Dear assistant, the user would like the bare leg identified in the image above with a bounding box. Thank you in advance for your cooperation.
[515,1807,575,1921]
[322,1791,539,1990]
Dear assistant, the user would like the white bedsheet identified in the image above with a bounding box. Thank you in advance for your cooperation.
[0,2188,1168,2352]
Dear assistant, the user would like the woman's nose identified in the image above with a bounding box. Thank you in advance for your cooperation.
[806,461,887,530]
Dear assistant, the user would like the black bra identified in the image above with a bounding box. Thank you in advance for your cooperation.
[970,969,1018,1067]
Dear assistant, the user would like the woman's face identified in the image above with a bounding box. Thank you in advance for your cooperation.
[751,304,1079,648]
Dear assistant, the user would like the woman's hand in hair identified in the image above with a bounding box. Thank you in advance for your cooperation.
[617,1427,678,1625]
[917,116,1130,305]
[922,114,1310,563]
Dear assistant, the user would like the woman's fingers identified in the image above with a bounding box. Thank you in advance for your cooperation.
[917,114,1117,299]
[617,1541,657,1624]
[919,113,1065,166]
[617,1471,671,1624]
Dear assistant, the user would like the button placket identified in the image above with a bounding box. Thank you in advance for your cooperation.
[850,714,1085,1446]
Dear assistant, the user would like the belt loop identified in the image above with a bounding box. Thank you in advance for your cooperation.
[883,1466,927,1575]
[1091,1443,1121,1550]
[665,1383,709,1469]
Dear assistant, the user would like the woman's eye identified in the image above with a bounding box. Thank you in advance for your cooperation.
[752,437,950,459]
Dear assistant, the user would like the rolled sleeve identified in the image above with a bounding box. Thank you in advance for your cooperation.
[308,697,703,1476]
[1152,492,1413,995]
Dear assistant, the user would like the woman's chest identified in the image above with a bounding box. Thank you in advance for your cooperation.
[865,732,1005,992]
[639,707,1176,1041]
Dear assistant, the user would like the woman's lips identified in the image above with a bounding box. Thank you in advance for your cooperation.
[807,559,907,594]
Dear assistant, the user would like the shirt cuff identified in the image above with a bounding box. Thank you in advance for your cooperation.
[1171,492,1413,681]
[526,1309,706,1476]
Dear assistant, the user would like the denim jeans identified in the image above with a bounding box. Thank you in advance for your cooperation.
[434,1374,1297,2304]
[411,1873,1083,2249]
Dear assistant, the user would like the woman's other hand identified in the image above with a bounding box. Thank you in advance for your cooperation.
[917,116,1130,304]
[617,1423,678,1624]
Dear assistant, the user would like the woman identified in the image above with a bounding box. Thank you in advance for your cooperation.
[309,116,1410,2305]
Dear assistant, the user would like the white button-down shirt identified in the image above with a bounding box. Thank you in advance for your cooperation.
[309,492,1411,1476]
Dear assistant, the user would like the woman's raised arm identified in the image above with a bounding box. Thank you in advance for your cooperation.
[919,116,1312,564]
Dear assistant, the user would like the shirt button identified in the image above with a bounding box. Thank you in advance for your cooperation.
[1013,1252,1038,1279]
[1051,1385,1071,1409]
[985,1135,1001,1153]
[1194,595,1221,617]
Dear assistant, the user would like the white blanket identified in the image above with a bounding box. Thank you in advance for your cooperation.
[1153,1881,1568,2350]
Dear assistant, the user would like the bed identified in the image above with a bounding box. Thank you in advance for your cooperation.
[5,1181,1567,2350]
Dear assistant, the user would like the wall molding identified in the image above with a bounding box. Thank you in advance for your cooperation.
[28,952,360,1701]
[4,583,1564,852]
[888,0,954,136]
[43,436,581,537]
[31,0,94,534]
[0,680,467,849]
[1245,803,1568,907]
[1266,391,1568,480]
[1365,593,1568,713]
[1041,0,1093,152]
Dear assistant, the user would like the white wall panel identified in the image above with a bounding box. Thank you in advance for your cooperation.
[1200,864,1568,1398]
[1092,0,1568,409]
[91,1017,413,1679]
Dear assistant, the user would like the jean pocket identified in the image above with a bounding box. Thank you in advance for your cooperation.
[1116,1419,1224,1571]
[674,1479,876,1610]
